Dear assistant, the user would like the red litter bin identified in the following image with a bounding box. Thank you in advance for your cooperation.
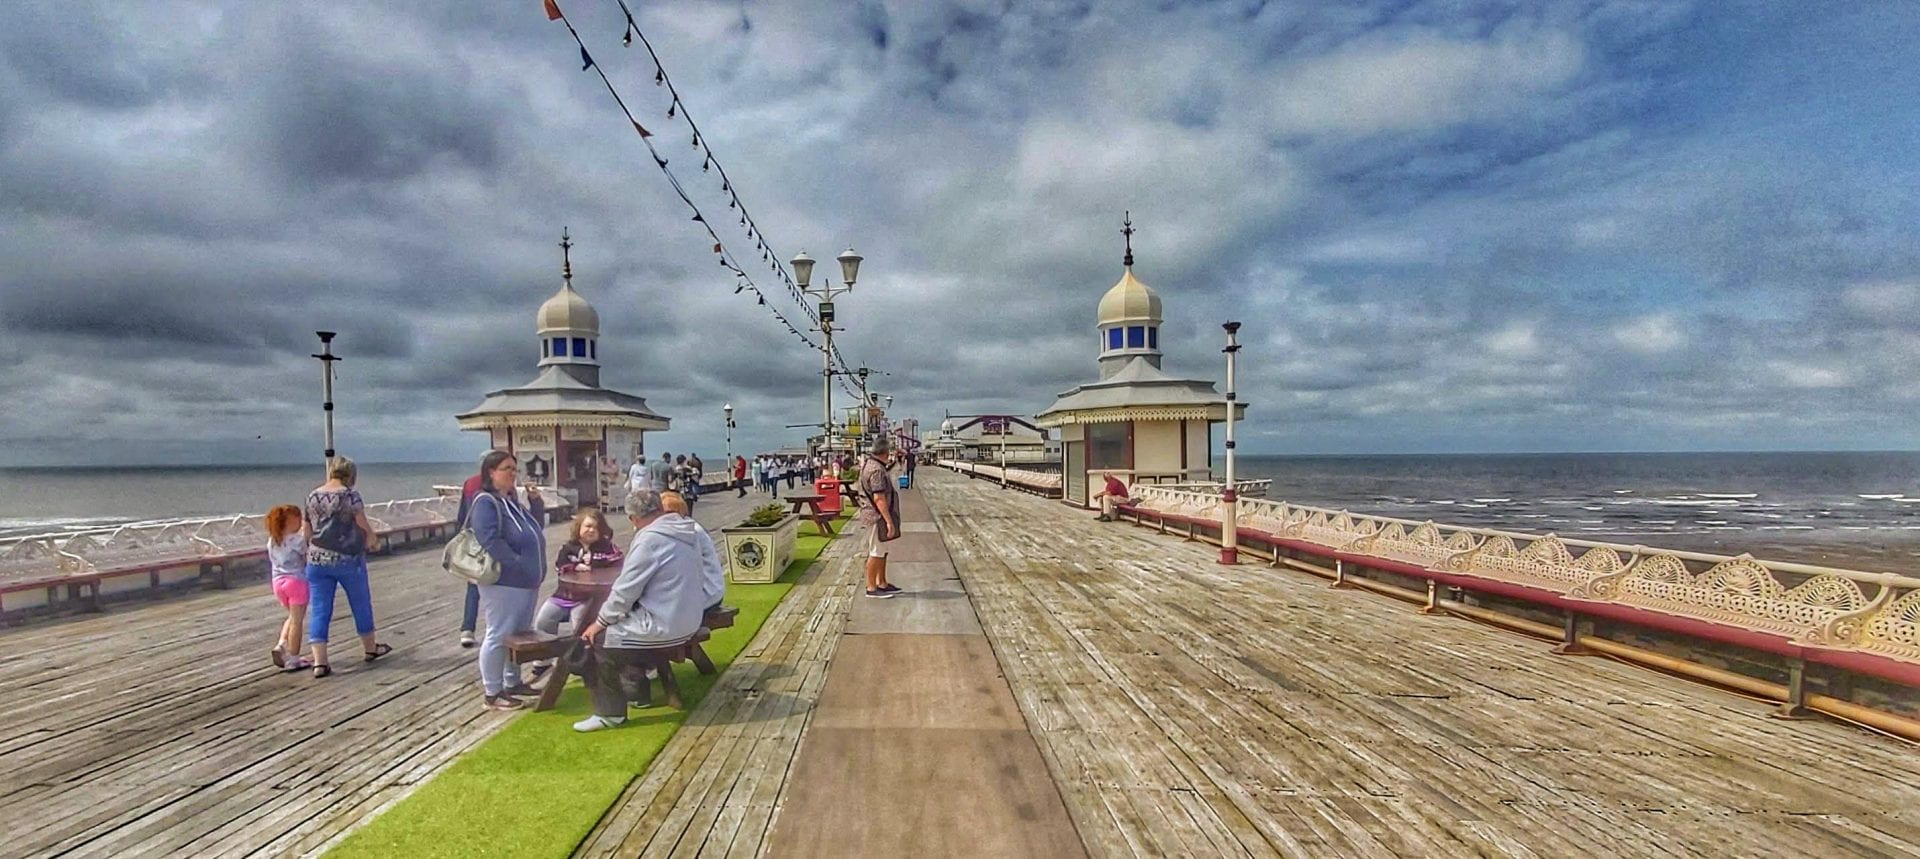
[815,476,844,516]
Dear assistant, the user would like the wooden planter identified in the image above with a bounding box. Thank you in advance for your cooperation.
[722,514,798,584]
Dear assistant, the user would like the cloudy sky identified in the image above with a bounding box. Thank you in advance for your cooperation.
[2,1,1918,467]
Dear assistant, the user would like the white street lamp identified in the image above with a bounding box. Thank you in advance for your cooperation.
[796,247,862,467]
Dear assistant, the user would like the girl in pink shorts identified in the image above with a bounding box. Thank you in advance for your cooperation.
[265,505,313,671]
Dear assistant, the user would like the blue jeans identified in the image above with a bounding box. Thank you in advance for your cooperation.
[306,556,375,643]
[461,583,480,632]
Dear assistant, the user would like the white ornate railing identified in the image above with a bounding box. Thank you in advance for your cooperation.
[0,495,460,585]
[1123,486,1920,667]
[938,460,1061,493]
[1158,479,1272,498]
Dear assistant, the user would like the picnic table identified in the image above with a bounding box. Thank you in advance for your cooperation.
[785,494,837,535]
[512,565,738,712]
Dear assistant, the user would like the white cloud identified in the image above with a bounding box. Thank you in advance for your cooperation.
[1612,314,1685,355]
[1265,29,1585,135]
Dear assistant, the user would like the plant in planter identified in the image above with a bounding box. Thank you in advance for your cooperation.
[722,504,799,584]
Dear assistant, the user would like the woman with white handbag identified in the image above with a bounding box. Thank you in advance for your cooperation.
[466,449,548,710]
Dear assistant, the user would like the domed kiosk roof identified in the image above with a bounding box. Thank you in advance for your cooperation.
[1096,267,1161,326]
[537,284,598,335]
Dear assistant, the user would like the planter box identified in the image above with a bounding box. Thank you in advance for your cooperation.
[722,514,798,584]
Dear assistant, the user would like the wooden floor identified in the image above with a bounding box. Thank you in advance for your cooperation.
[0,491,764,859]
[923,470,1920,858]
[572,507,856,858]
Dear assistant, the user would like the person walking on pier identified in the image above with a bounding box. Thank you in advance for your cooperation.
[648,452,674,500]
[575,488,707,732]
[264,504,312,671]
[686,453,704,507]
[303,456,390,678]
[734,455,748,497]
[470,450,548,710]
[859,438,901,598]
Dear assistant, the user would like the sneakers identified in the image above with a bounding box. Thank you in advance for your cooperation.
[459,631,476,648]
[573,714,626,732]
[484,694,524,711]
[503,682,539,698]
[879,584,902,594]
[865,588,898,599]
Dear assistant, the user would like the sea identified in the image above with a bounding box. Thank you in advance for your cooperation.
[0,462,471,539]
[1229,451,1920,574]
[5,453,1920,573]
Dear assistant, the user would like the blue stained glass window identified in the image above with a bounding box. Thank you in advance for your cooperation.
[1107,327,1123,349]
[553,337,568,357]
[1127,326,1145,348]
[1148,327,1158,349]
[572,337,587,358]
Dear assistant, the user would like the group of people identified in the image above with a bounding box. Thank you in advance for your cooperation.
[457,449,727,726]
[748,454,822,496]
[259,440,911,731]
[624,451,716,508]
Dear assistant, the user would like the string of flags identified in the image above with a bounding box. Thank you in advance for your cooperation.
[543,0,872,400]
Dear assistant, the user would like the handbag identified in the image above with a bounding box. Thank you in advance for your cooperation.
[442,496,503,585]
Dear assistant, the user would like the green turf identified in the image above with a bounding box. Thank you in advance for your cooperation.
[328,521,841,859]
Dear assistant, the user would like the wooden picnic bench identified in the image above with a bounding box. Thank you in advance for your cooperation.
[785,494,836,535]
[509,597,741,712]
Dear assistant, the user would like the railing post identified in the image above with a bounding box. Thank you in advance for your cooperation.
[1774,659,1813,720]
[1552,610,1591,655]
[1420,578,1440,614]
[1331,558,1347,587]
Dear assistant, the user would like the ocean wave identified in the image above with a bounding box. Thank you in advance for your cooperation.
[1472,498,1512,503]
[1697,493,1758,499]
[1859,494,1905,500]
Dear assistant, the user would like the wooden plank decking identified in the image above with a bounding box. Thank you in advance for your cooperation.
[922,470,1920,858]
[0,492,763,859]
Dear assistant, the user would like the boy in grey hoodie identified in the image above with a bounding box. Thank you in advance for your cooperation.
[576,488,708,731]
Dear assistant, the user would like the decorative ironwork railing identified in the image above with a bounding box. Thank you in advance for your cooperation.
[1158,480,1272,498]
[937,460,1061,492]
[1124,486,1920,666]
[0,495,460,584]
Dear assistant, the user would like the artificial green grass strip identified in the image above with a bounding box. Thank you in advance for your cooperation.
[329,528,836,859]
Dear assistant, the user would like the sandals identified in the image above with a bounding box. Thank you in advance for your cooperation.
[313,664,333,678]
[271,646,288,669]
[364,643,392,663]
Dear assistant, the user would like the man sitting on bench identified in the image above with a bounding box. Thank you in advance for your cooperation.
[1093,471,1134,522]
[575,488,706,732]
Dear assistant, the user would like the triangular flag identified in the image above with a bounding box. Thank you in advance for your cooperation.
[691,214,703,223]
[654,156,667,168]
[544,0,563,21]
[713,242,723,253]
[631,120,652,138]
[580,46,594,71]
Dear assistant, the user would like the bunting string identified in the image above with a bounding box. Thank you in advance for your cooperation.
[545,0,874,403]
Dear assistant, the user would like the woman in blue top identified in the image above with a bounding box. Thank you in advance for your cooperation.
[468,449,548,711]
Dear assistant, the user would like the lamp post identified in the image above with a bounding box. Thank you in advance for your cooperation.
[311,331,341,470]
[724,402,735,464]
[1219,321,1242,565]
[794,247,862,466]
[1000,416,1010,490]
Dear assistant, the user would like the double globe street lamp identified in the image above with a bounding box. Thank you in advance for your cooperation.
[792,247,863,463]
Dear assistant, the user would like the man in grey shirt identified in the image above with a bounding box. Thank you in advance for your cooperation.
[647,452,674,495]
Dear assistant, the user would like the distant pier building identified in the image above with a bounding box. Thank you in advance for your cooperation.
[1036,216,1245,507]
[457,231,669,508]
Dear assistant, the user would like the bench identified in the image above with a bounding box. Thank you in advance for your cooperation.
[785,495,836,536]
[509,605,740,712]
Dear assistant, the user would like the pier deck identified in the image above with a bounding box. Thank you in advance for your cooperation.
[0,492,762,858]
[923,470,1920,857]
